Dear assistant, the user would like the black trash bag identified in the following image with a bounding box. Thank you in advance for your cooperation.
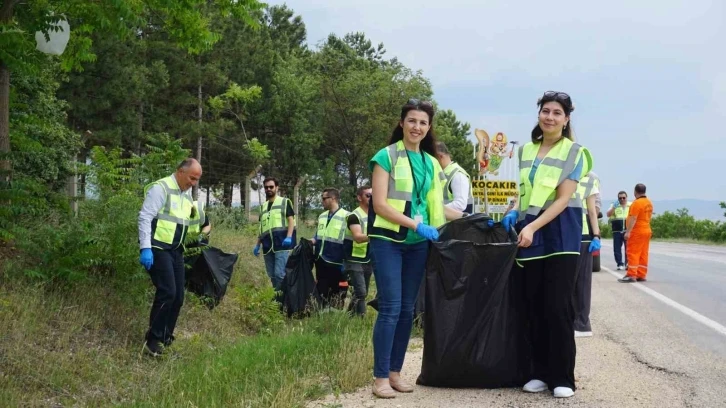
[278,238,320,318]
[185,246,238,310]
[416,213,532,388]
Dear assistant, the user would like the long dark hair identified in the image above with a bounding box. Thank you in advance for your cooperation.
[388,100,438,156]
[531,91,575,143]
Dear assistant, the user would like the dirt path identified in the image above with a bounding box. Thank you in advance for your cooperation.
[309,272,726,407]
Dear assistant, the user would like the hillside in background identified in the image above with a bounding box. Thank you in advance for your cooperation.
[651,199,722,221]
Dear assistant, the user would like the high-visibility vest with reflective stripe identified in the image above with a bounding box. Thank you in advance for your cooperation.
[368,141,447,242]
[443,162,474,214]
[259,196,296,254]
[316,208,350,265]
[610,202,631,232]
[516,139,592,261]
[188,204,206,236]
[344,206,370,263]
[144,175,194,251]
[577,174,600,242]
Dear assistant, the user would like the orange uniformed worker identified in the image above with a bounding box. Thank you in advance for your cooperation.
[618,183,653,283]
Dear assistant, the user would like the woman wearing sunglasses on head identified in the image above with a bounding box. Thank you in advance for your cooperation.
[500,91,592,399]
[367,99,465,399]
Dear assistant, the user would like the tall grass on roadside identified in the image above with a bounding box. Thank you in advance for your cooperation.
[1,223,374,407]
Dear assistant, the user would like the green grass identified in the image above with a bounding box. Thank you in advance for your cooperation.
[0,223,374,407]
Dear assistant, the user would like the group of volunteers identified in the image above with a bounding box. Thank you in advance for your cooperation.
[134,90,654,401]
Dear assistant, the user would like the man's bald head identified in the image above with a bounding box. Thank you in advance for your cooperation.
[175,158,202,191]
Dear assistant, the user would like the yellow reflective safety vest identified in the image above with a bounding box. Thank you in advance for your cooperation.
[344,206,370,263]
[316,208,350,265]
[188,203,206,236]
[516,138,593,261]
[144,175,194,251]
[577,174,600,242]
[368,141,447,242]
[610,202,631,232]
[259,196,296,254]
[442,162,474,214]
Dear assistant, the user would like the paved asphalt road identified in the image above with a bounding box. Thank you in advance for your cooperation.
[600,240,726,357]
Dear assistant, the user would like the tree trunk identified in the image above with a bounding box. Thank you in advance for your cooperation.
[0,1,18,185]
[222,182,233,207]
[193,82,202,200]
[0,62,10,185]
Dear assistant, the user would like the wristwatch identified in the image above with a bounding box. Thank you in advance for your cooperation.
[592,234,601,239]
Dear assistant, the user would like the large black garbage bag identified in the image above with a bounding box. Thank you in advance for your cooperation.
[279,238,319,318]
[185,246,238,310]
[416,213,532,388]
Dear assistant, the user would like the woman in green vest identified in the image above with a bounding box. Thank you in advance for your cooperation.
[367,99,450,399]
[505,91,592,399]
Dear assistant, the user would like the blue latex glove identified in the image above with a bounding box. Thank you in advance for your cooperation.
[139,248,153,271]
[253,245,260,257]
[501,210,519,232]
[415,223,439,241]
[588,238,601,253]
[611,201,618,208]
[282,237,293,248]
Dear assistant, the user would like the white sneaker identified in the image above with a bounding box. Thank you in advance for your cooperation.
[616,265,624,271]
[575,331,593,338]
[523,379,548,393]
[553,387,574,398]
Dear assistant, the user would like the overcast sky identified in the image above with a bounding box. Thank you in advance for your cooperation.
[273,0,724,202]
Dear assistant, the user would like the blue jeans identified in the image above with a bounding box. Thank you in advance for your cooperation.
[264,250,291,290]
[370,238,429,378]
[613,232,626,267]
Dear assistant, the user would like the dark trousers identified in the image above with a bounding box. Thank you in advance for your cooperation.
[574,242,593,332]
[613,231,626,267]
[316,259,346,308]
[345,262,373,316]
[519,254,579,390]
[146,247,185,344]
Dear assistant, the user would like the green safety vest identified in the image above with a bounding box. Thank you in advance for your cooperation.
[259,196,296,254]
[145,175,194,251]
[517,138,592,261]
[610,201,631,232]
[344,206,370,263]
[368,141,447,242]
[316,208,350,265]
[442,162,474,213]
[577,174,600,242]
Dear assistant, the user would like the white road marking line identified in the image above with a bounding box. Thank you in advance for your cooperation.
[602,266,726,337]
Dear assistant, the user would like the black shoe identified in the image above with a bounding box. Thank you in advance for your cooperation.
[144,340,164,357]
[618,276,637,283]
[163,335,175,347]
[636,277,647,282]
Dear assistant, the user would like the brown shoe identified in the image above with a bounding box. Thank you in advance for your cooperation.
[389,378,414,393]
[372,382,396,399]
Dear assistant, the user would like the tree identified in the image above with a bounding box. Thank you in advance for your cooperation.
[0,0,263,184]
[435,109,476,174]
[316,33,432,207]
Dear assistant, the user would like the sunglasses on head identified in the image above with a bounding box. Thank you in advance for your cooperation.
[542,91,571,102]
[406,98,433,108]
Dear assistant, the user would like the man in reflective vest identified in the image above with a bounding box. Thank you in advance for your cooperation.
[607,191,631,270]
[435,141,474,217]
[574,172,601,338]
[254,177,296,291]
[138,158,202,357]
[312,187,350,309]
[344,185,374,316]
